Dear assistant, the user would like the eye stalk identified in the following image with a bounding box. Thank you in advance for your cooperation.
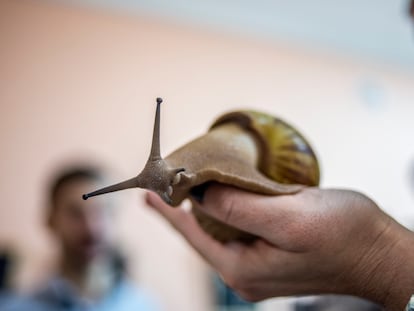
[82,97,185,204]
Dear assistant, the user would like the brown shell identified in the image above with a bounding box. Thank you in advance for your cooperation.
[211,110,320,187]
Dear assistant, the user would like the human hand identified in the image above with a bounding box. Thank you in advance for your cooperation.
[145,184,414,311]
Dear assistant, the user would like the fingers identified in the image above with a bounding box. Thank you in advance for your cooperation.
[145,191,238,271]
[197,184,301,242]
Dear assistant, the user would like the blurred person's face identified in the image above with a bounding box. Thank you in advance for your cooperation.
[49,178,113,262]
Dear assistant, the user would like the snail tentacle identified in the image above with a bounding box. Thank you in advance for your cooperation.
[82,98,187,203]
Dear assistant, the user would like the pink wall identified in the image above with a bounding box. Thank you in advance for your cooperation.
[1,0,414,310]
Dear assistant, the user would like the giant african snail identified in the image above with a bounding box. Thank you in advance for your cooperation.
[83,98,320,242]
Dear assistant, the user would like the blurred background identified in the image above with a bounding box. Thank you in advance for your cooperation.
[1,0,414,310]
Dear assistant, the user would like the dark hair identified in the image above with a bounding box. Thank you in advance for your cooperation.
[47,166,103,215]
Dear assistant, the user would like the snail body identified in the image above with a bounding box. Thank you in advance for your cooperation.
[83,99,320,242]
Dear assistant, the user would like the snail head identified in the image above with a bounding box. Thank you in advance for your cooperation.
[82,98,185,204]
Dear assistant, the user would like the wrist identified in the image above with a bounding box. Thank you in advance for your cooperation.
[351,215,414,311]
[382,222,414,311]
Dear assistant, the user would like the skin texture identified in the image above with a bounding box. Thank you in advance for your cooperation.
[146,184,414,311]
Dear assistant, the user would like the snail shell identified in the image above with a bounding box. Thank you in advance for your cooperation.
[166,110,320,242]
[211,110,320,186]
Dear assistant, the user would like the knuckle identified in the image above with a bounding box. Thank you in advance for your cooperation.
[279,222,313,251]
[222,271,246,291]
[220,266,264,303]
[237,290,261,303]
[222,274,241,290]
[212,188,238,223]
[222,266,253,293]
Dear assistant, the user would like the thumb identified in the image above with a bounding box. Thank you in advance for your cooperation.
[197,183,299,240]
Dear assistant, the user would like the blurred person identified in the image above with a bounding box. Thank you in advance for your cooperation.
[4,166,160,311]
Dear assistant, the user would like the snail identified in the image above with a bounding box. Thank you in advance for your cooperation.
[83,98,320,242]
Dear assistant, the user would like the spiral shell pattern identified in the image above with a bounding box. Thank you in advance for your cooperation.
[211,110,320,187]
